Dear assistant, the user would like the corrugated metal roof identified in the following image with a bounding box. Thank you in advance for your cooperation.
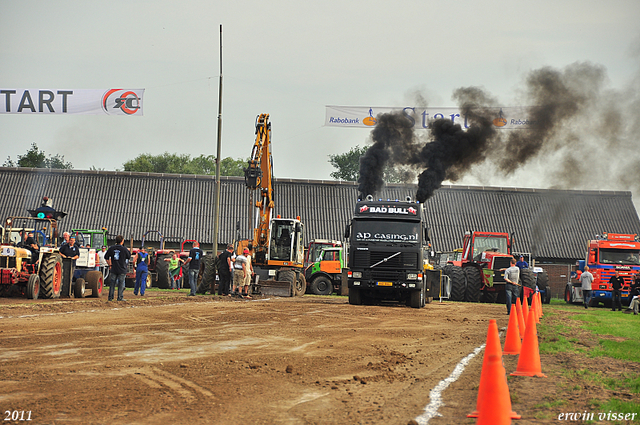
[1,167,638,262]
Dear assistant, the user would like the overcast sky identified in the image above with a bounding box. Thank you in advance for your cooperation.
[2,1,640,193]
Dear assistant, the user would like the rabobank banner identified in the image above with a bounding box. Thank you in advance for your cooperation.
[325,106,532,129]
[0,89,144,116]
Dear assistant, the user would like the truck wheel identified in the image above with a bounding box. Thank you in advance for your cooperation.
[145,273,152,289]
[310,276,333,295]
[74,278,86,298]
[39,254,63,299]
[26,274,40,300]
[564,285,572,303]
[199,254,217,294]
[85,271,103,298]
[464,267,482,303]
[295,272,306,296]
[443,265,465,301]
[349,287,362,305]
[410,284,425,308]
[278,270,296,296]
[542,285,551,304]
[155,254,171,289]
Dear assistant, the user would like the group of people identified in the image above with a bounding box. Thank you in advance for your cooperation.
[578,267,640,314]
[216,244,254,298]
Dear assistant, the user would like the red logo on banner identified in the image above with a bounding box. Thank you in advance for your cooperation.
[102,89,142,115]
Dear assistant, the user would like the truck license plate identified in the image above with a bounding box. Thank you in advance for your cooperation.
[377,281,393,286]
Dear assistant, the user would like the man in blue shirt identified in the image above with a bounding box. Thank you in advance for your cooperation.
[134,247,149,296]
[515,255,529,269]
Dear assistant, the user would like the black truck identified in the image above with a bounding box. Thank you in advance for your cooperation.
[344,197,431,308]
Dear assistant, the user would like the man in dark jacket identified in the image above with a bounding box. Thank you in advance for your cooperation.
[217,244,234,296]
[609,270,624,311]
[104,235,131,301]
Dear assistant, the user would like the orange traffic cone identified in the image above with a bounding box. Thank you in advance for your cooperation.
[515,298,526,340]
[468,320,520,420]
[538,292,544,317]
[522,295,530,325]
[531,292,541,323]
[503,306,522,355]
[511,304,547,377]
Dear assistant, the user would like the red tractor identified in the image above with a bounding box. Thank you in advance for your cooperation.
[441,231,538,303]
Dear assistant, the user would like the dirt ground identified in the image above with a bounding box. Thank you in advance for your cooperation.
[0,291,638,425]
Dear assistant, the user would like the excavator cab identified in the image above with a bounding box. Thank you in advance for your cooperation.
[269,218,303,265]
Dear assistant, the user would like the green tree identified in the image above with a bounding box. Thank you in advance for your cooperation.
[4,143,73,169]
[328,145,409,183]
[329,145,368,181]
[123,152,247,176]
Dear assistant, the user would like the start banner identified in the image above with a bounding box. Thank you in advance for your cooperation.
[325,105,533,129]
[0,88,144,116]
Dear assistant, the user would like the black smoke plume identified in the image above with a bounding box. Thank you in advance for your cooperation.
[357,62,638,204]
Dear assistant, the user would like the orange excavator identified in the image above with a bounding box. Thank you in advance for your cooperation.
[240,114,306,296]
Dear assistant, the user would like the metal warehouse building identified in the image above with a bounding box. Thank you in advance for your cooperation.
[2,167,639,298]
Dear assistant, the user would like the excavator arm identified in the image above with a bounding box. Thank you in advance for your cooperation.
[244,114,274,263]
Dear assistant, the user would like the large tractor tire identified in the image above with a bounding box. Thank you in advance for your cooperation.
[443,265,465,301]
[309,275,333,295]
[155,254,171,289]
[85,270,104,298]
[74,278,86,298]
[39,253,63,299]
[520,268,536,292]
[198,254,219,294]
[537,271,551,304]
[464,266,482,303]
[26,274,40,300]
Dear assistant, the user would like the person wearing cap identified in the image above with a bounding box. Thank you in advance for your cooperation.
[241,245,254,299]
[232,249,248,297]
[515,255,529,269]
[98,246,108,268]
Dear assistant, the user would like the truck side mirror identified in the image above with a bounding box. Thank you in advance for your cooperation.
[344,224,351,239]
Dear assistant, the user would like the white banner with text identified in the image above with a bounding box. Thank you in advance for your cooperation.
[325,105,532,129]
[0,89,145,116]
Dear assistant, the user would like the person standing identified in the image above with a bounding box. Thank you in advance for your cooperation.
[104,235,131,302]
[184,242,203,296]
[59,235,80,261]
[580,266,594,309]
[241,246,254,299]
[504,257,521,315]
[609,270,624,311]
[134,247,149,296]
[164,251,184,290]
[217,244,234,296]
[232,250,247,297]
[515,255,529,269]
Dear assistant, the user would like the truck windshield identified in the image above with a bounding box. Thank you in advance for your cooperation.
[352,220,419,244]
[599,248,640,265]
[472,236,508,257]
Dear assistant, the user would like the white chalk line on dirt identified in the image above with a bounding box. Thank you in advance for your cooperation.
[414,330,504,425]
